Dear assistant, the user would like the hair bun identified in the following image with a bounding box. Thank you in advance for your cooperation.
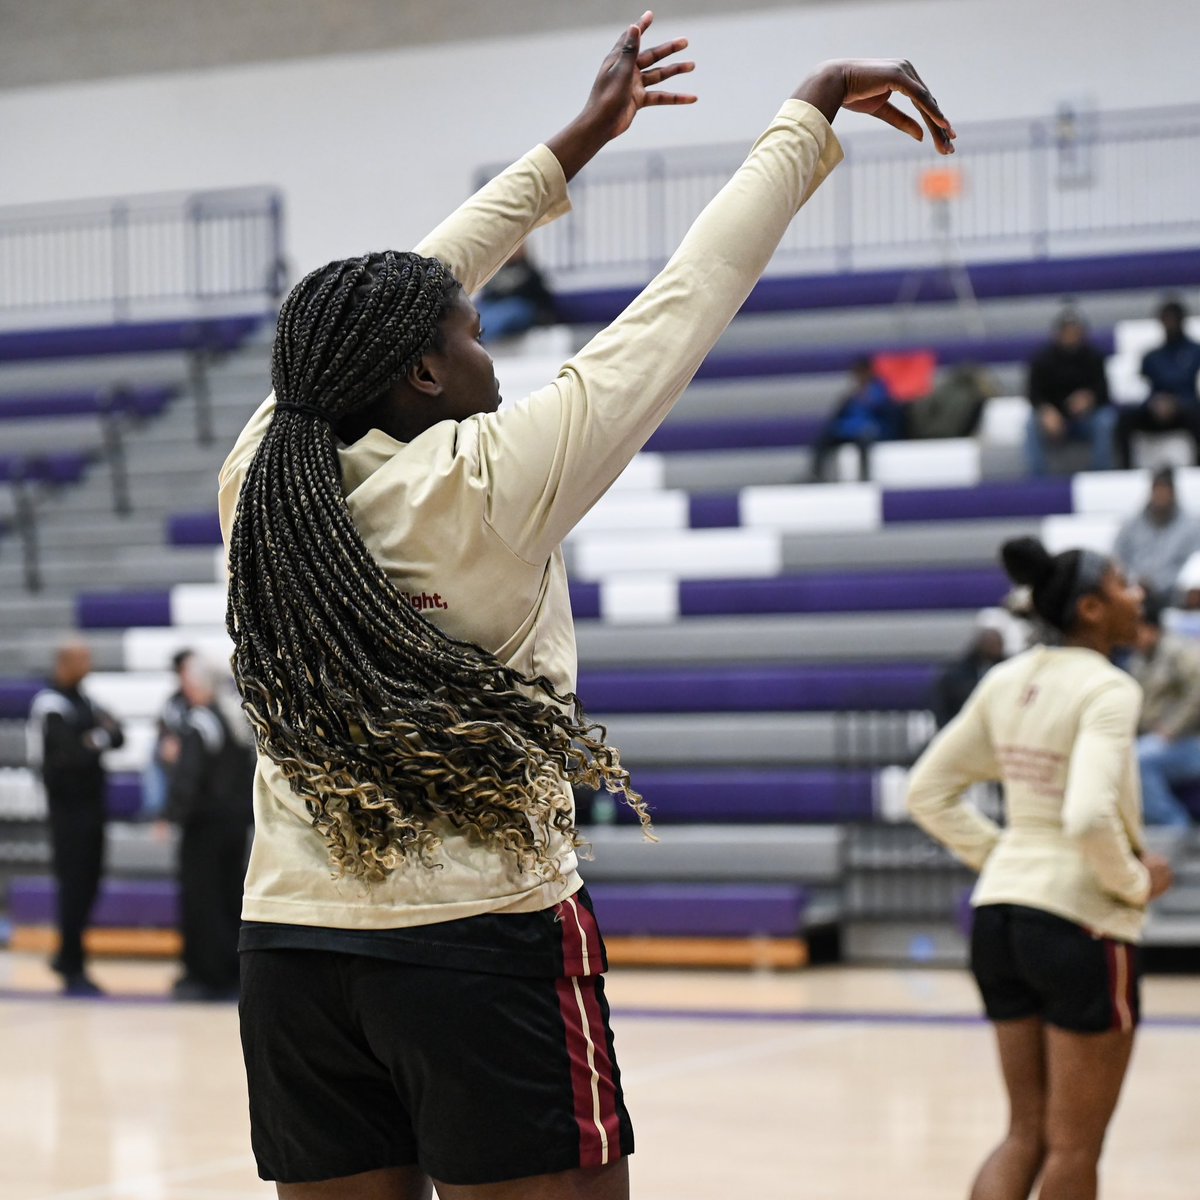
[1001,537,1055,588]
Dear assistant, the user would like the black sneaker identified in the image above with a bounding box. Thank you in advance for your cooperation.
[61,974,104,997]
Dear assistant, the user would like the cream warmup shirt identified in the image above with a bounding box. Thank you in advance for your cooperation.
[220,101,843,930]
[907,645,1151,943]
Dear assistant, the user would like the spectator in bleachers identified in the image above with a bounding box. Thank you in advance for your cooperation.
[931,623,1007,728]
[811,357,903,481]
[906,363,994,440]
[139,648,194,821]
[1113,467,1200,600]
[1115,299,1200,469]
[474,244,556,343]
[167,657,255,1001]
[1128,595,1200,827]
[1024,311,1116,476]
[27,640,124,996]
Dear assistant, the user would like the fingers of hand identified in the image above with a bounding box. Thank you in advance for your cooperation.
[856,98,925,143]
[889,62,957,145]
[640,89,698,107]
[615,22,641,57]
[641,60,695,88]
[637,36,689,69]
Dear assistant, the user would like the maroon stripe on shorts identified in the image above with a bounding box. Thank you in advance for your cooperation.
[553,899,621,1168]
[577,975,623,1153]
[1104,941,1134,1033]
[555,894,601,977]
[554,976,613,1168]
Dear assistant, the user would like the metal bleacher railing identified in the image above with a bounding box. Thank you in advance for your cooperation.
[484,102,1200,283]
[0,186,284,591]
[0,185,285,323]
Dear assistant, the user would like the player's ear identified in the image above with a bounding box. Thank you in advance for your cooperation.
[406,354,444,398]
[1075,592,1104,628]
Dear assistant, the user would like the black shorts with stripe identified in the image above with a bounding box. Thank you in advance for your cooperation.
[970,903,1140,1035]
[238,890,634,1186]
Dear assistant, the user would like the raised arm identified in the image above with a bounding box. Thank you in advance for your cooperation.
[479,57,955,560]
[416,12,696,295]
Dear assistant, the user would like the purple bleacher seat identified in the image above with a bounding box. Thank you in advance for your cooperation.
[689,332,1112,382]
[646,415,824,453]
[107,773,144,820]
[676,567,1008,617]
[8,877,179,928]
[167,511,224,546]
[689,493,741,529]
[0,315,265,363]
[0,678,40,720]
[617,767,875,823]
[0,386,174,422]
[77,590,172,629]
[587,882,809,937]
[570,582,602,621]
[555,247,1200,323]
[578,663,937,713]
[0,452,91,485]
[883,479,1074,523]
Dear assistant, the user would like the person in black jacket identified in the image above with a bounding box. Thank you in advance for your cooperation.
[931,625,1007,728]
[1024,312,1117,476]
[167,658,255,1000]
[474,243,556,342]
[28,641,124,995]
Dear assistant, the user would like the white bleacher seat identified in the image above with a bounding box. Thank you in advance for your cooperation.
[1106,355,1145,406]
[571,490,687,536]
[740,483,881,533]
[869,438,982,489]
[1176,553,1200,596]
[123,627,234,672]
[598,576,678,624]
[170,584,226,627]
[87,671,175,720]
[1131,431,1194,469]
[1040,514,1119,555]
[610,453,665,491]
[980,396,1030,448]
[573,528,782,580]
[1072,470,1152,516]
[1075,466,1200,517]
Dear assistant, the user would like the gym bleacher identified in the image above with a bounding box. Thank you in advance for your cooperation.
[4,117,1200,971]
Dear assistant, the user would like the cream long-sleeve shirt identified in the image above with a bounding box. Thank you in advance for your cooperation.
[907,645,1152,943]
[219,101,843,930]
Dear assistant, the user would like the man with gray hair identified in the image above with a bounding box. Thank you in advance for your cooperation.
[1113,467,1200,600]
[167,656,255,1000]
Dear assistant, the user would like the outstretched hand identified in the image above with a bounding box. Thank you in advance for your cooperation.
[795,59,957,155]
[548,11,695,181]
[585,11,697,142]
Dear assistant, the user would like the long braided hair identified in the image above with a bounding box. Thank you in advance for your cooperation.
[227,251,648,882]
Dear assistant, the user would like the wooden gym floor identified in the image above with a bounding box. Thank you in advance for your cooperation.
[2,953,1197,1199]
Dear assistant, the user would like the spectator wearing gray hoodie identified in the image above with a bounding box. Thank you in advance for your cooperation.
[1113,467,1200,600]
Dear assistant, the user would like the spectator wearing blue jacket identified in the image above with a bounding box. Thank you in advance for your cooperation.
[811,357,903,481]
[1115,299,1200,468]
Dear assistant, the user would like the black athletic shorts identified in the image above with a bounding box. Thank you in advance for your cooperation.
[970,903,1140,1034]
[239,948,634,1185]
